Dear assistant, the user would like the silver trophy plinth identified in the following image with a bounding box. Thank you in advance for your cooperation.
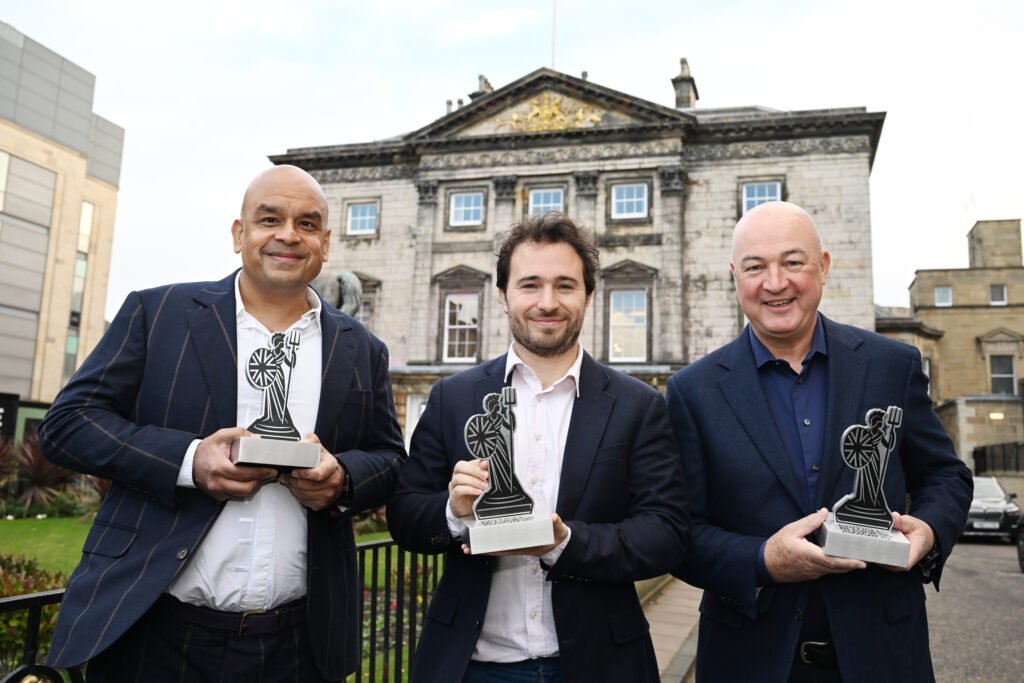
[460,387,554,554]
[233,329,319,471]
[819,406,911,567]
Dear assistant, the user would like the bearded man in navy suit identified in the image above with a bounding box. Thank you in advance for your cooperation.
[666,201,971,682]
[388,211,689,682]
[39,165,406,682]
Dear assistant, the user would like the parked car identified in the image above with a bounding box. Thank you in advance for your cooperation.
[963,476,1020,542]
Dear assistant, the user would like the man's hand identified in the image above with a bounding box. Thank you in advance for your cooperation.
[449,459,489,517]
[193,427,276,501]
[884,512,935,571]
[764,508,866,582]
[279,434,345,511]
[461,513,570,557]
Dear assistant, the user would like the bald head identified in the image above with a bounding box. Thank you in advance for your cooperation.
[732,201,823,265]
[241,165,328,222]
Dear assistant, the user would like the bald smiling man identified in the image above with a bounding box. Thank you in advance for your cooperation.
[39,165,406,682]
[666,201,971,682]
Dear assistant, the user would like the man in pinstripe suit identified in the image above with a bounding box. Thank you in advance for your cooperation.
[39,165,406,682]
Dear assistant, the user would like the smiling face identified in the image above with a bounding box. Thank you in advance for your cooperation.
[730,201,830,355]
[232,165,331,301]
[498,240,592,364]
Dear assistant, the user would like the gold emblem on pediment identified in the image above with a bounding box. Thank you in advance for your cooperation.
[496,92,603,132]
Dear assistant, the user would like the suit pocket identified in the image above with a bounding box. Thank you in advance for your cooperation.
[699,592,745,629]
[82,521,137,558]
[608,605,650,645]
[425,589,458,626]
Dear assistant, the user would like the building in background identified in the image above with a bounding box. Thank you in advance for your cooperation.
[271,61,884,439]
[877,219,1024,469]
[0,21,123,433]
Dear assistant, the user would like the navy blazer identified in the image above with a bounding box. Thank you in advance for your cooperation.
[387,352,689,682]
[666,316,972,682]
[38,271,406,679]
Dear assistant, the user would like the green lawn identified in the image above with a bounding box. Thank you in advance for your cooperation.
[0,517,91,576]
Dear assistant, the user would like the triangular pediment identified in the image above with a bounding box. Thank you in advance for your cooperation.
[978,327,1024,343]
[432,264,491,285]
[601,259,659,279]
[410,68,691,141]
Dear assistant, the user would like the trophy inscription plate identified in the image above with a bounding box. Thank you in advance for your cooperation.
[461,387,554,554]
[232,329,320,471]
[819,406,911,567]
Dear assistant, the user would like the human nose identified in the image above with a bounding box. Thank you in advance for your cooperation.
[537,284,557,311]
[274,219,300,244]
[763,264,786,292]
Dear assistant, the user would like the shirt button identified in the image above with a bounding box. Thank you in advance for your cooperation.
[530,611,538,620]
[812,464,820,472]
[797,377,804,384]
[803,418,811,426]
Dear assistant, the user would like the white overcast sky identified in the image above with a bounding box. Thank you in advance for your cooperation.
[3,0,1022,320]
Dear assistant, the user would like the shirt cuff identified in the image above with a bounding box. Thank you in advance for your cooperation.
[540,525,572,566]
[756,539,776,586]
[177,439,201,489]
[445,500,468,538]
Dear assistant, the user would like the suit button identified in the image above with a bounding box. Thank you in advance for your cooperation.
[431,534,444,545]
[176,548,189,561]
[794,609,804,621]
[474,619,482,629]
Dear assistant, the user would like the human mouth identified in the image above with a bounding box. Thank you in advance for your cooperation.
[765,299,793,308]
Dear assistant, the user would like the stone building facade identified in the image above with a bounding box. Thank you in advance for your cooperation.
[877,219,1024,469]
[271,62,884,438]
[0,22,123,433]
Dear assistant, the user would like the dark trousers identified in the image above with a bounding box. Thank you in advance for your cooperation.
[86,595,334,683]
[464,657,563,683]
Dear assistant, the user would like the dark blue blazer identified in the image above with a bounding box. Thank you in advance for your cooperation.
[665,316,972,682]
[387,352,690,683]
[38,271,406,679]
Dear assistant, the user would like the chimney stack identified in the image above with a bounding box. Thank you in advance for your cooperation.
[671,58,699,108]
[446,99,453,114]
[469,74,494,101]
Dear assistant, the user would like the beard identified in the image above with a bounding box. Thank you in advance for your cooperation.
[508,309,583,359]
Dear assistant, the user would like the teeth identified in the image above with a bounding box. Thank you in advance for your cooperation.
[767,300,791,307]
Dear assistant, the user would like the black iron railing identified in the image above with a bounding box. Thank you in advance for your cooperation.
[0,539,443,683]
[974,442,1024,474]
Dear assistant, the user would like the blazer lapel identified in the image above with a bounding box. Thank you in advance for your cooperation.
[816,318,870,509]
[314,304,358,445]
[718,332,807,512]
[556,354,614,519]
[186,273,238,431]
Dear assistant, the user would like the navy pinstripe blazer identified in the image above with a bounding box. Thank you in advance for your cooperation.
[38,271,406,679]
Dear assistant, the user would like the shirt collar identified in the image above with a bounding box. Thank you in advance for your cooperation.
[503,341,584,397]
[234,272,322,333]
[749,312,827,369]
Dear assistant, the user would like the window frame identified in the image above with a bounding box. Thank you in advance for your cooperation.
[990,354,1016,395]
[607,288,649,362]
[344,199,380,237]
[528,186,564,215]
[441,291,481,363]
[934,285,952,307]
[739,179,783,215]
[608,180,652,222]
[447,189,487,230]
[990,284,1008,306]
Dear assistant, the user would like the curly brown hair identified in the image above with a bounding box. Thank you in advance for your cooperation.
[495,211,599,294]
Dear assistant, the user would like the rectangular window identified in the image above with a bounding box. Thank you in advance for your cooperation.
[78,201,94,252]
[611,183,648,219]
[742,182,781,214]
[346,202,378,235]
[62,328,79,385]
[529,188,563,214]
[443,293,479,362]
[991,354,1015,394]
[356,297,373,330]
[990,284,1007,306]
[609,290,647,362]
[934,286,952,307]
[450,192,484,226]
[70,253,87,318]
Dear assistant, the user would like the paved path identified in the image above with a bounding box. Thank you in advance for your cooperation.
[642,578,702,682]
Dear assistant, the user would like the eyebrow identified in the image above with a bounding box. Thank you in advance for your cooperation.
[515,274,581,285]
[740,247,808,264]
[253,204,324,223]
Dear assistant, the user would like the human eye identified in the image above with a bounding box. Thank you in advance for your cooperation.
[298,220,320,232]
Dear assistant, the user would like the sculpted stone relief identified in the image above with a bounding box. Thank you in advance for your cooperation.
[685,136,870,162]
[460,90,628,137]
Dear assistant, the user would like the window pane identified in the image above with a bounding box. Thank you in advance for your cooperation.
[991,355,1013,375]
[450,192,484,225]
[78,201,94,252]
[609,290,647,361]
[611,183,647,219]
[529,188,563,214]
[444,293,479,361]
[990,284,1007,305]
[934,286,952,306]
[742,182,780,213]
[991,354,1015,394]
[62,328,79,385]
[70,253,87,314]
[347,202,378,235]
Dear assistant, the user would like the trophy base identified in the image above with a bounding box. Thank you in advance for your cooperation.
[819,512,911,567]
[230,437,320,472]
[461,515,554,555]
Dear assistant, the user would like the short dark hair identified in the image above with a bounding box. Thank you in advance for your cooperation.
[496,211,599,294]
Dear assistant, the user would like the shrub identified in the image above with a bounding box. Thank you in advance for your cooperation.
[13,434,77,513]
[0,554,68,674]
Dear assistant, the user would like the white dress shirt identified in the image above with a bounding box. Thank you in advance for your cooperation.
[167,275,322,611]
[447,342,582,662]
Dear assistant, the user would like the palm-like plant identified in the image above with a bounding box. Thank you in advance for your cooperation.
[13,433,76,513]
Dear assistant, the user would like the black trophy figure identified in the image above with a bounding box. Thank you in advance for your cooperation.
[463,387,534,519]
[245,329,302,441]
[834,406,903,530]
